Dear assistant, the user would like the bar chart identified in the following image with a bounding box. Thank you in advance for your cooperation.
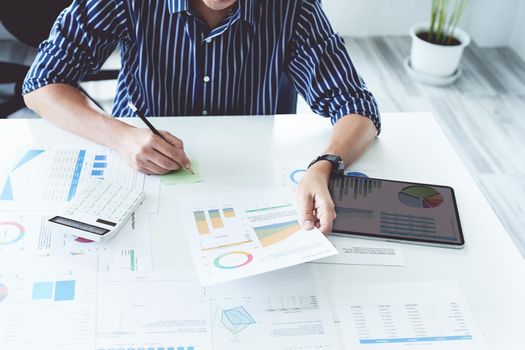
[193,207,238,235]
[0,145,161,212]
[223,207,236,218]
[329,175,382,201]
[209,209,224,228]
[193,211,210,235]
[32,280,76,301]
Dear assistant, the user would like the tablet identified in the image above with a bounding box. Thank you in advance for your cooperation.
[328,175,464,248]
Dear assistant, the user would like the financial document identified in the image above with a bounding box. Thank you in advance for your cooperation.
[274,159,380,191]
[96,271,211,350]
[0,145,160,212]
[333,281,488,350]
[313,236,406,266]
[1,211,152,272]
[179,188,338,286]
[209,264,342,350]
[0,255,98,350]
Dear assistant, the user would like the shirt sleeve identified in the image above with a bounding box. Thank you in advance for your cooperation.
[286,0,381,133]
[22,0,129,94]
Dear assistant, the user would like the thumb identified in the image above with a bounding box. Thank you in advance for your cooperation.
[297,193,316,230]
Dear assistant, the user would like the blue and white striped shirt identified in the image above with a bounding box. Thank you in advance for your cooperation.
[23,0,380,131]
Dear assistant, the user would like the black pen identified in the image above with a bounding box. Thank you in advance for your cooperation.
[128,102,195,175]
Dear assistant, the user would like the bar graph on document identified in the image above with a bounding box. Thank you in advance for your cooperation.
[25,213,153,272]
[181,189,337,286]
[0,256,97,350]
[192,207,254,251]
[0,145,160,212]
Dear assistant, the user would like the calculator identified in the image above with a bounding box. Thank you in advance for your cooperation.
[48,179,144,242]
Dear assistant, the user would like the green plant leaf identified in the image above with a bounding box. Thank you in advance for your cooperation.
[426,0,469,45]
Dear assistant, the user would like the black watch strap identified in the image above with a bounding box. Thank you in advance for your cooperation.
[308,154,345,175]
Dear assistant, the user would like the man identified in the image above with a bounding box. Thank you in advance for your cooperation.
[23,0,380,234]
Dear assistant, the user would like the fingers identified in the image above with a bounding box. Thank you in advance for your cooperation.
[315,197,336,235]
[157,131,192,168]
[159,130,184,148]
[136,158,171,175]
[296,192,316,230]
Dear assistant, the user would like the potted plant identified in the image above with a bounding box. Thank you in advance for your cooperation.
[407,0,471,84]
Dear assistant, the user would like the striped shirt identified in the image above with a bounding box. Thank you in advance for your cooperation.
[23,0,380,131]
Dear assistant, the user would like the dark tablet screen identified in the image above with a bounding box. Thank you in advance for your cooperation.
[328,176,464,246]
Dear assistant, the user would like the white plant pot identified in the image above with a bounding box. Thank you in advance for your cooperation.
[409,22,471,77]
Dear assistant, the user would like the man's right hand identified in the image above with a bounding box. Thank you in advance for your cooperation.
[117,126,191,175]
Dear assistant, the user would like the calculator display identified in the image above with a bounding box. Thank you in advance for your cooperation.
[49,216,110,235]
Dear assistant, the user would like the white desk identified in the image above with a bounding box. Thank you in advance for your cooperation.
[1,113,524,349]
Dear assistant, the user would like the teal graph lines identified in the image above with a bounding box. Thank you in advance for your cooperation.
[215,305,256,335]
[1,149,45,201]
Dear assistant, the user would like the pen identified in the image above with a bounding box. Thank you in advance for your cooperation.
[128,102,195,175]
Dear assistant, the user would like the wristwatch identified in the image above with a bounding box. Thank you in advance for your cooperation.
[308,154,345,175]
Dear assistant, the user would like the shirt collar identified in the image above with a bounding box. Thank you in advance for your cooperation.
[167,0,254,27]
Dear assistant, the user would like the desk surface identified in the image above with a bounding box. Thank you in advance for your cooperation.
[1,113,524,349]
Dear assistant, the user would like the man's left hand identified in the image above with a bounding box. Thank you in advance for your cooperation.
[295,161,336,235]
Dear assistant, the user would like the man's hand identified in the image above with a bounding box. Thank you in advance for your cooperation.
[295,161,336,235]
[116,126,191,175]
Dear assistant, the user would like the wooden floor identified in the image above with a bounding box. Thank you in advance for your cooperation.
[2,36,525,257]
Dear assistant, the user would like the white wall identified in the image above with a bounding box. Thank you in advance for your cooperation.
[2,1,524,60]
[463,0,521,47]
[509,1,525,61]
[323,0,430,36]
[323,0,519,48]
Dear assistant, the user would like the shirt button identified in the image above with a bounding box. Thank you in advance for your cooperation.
[206,38,212,43]
[202,110,208,116]
[203,76,210,83]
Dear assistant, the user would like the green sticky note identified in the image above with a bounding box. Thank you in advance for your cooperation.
[161,159,202,185]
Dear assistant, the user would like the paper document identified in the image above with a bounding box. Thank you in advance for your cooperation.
[96,271,211,350]
[209,264,342,350]
[274,159,379,191]
[161,159,202,185]
[333,281,488,350]
[179,188,338,285]
[313,236,405,266]
[0,145,160,212]
[0,255,98,350]
[1,211,152,272]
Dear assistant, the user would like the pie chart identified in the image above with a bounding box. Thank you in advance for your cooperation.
[75,237,94,243]
[398,186,444,209]
[0,221,25,245]
[0,283,8,303]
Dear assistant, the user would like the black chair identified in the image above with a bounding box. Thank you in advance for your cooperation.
[0,0,119,118]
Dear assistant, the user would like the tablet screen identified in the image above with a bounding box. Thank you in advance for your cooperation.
[329,176,464,246]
